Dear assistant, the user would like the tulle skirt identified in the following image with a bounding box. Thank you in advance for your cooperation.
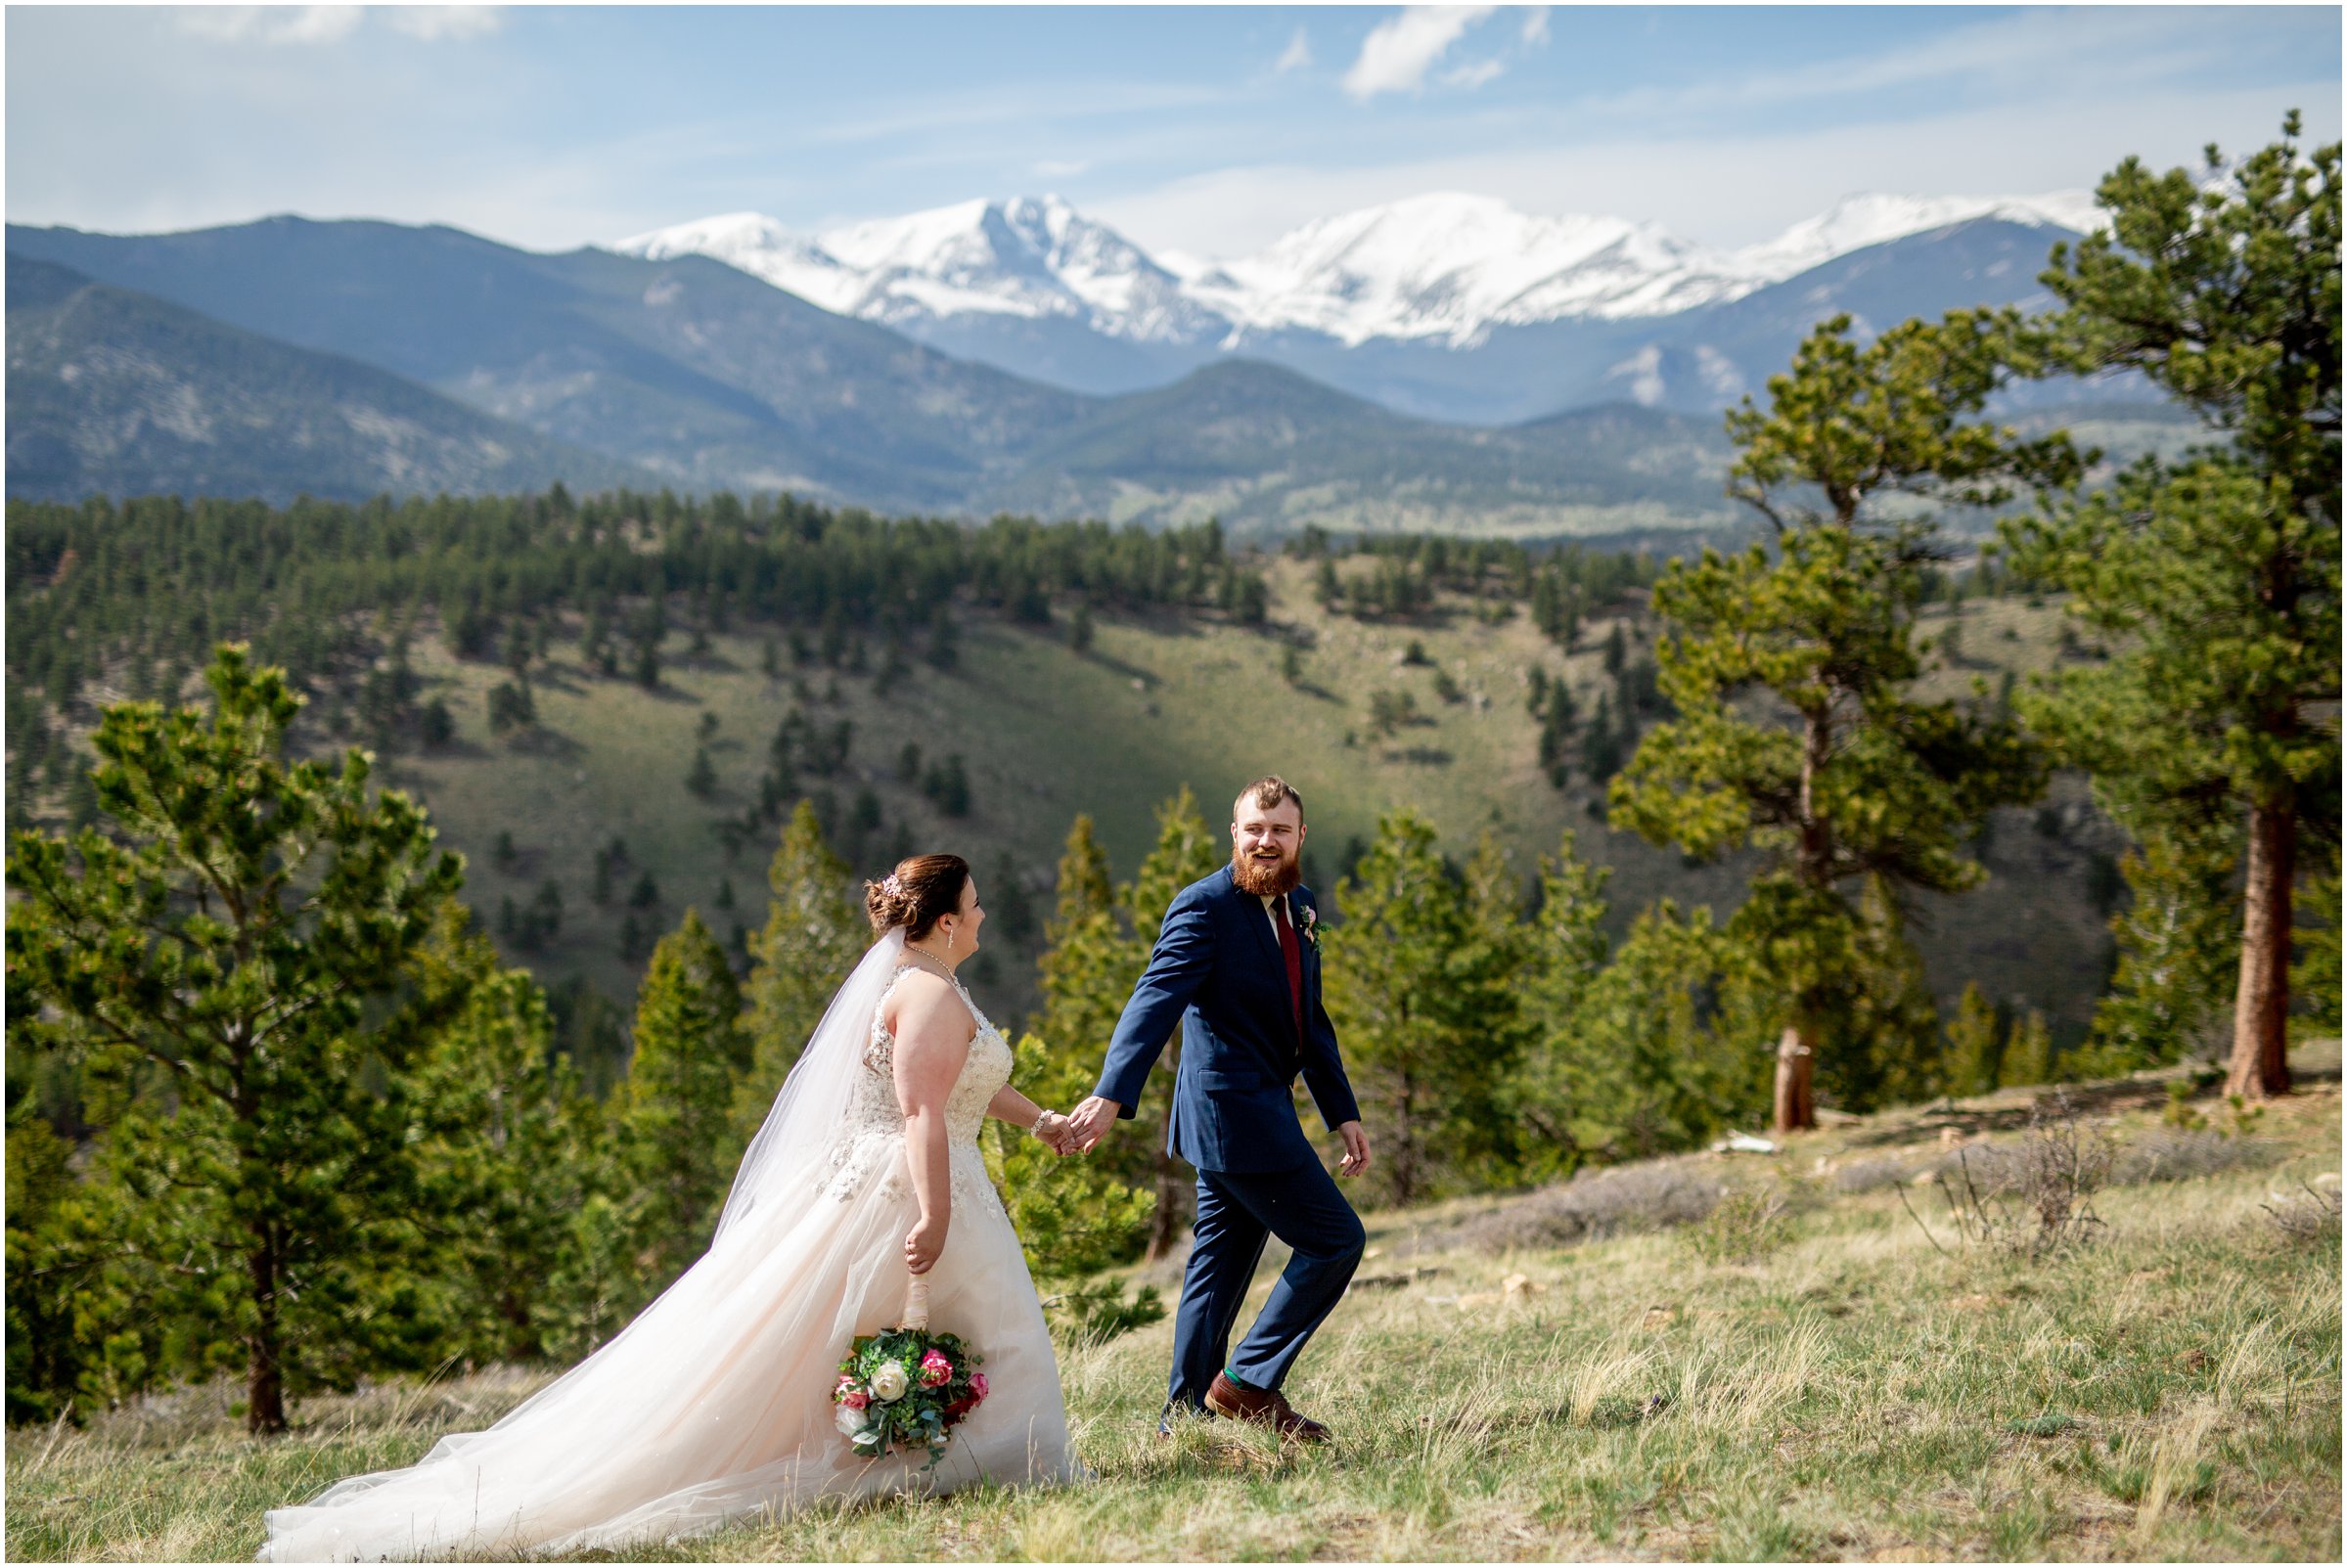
[259,1142,1078,1561]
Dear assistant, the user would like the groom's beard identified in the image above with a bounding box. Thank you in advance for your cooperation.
[1231,845,1301,898]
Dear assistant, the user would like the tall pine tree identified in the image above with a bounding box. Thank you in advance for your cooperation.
[617,911,750,1286]
[2003,115,2341,1098]
[1324,809,1521,1205]
[735,801,864,1145]
[5,645,463,1432]
[1610,311,2071,1129]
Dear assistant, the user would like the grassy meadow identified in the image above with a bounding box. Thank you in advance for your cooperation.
[10,1049,2336,1563]
[384,558,2119,1036]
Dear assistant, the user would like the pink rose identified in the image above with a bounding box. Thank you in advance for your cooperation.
[837,1385,871,1410]
[919,1350,953,1387]
[969,1371,989,1403]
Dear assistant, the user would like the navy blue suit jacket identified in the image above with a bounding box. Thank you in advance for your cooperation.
[1095,864,1360,1174]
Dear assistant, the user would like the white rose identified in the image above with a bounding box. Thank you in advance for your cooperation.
[835,1402,870,1438]
[870,1362,910,1402]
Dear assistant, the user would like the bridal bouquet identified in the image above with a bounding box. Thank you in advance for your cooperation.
[833,1283,988,1467]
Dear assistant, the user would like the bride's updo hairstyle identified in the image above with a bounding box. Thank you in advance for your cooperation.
[865,854,970,939]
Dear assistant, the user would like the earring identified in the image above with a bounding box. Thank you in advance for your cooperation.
[945,922,957,954]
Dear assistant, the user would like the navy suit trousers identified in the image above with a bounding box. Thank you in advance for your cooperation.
[1167,1157,1367,1410]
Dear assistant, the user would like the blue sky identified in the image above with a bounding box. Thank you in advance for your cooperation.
[5,4,2338,256]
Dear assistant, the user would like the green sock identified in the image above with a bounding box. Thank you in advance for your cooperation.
[1222,1366,1256,1392]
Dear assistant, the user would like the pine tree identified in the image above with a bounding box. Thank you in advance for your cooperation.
[1609,311,2073,1129]
[733,802,865,1145]
[1942,982,2005,1098]
[1508,830,1616,1181]
[1999,1009,2054,1089]
[2002,116,2341,1099]
[1531,899,1748,1167]
[5,645,464,1432]
[991,813,1155,1277]
[616,911,750,1284]
[1324,809,1520,1205]
[407,910,611,1364]
[1121,787,1224,1258]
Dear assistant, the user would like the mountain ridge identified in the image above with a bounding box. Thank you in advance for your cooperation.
[4,254,652,505]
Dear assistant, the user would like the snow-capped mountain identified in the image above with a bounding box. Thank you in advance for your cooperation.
[1178,193,1755,346]
[1727,191,2104,283]
[614,187,2107,417]
[618,187,2099,347]
[617,195,1222,347]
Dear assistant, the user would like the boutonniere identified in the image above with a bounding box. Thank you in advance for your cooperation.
[1295,903,1321,953]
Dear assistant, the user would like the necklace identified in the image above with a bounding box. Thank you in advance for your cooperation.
[901,943,959,982]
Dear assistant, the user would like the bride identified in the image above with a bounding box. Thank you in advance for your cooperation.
[261,855,1085,1561]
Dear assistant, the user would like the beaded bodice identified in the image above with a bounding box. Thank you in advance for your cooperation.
[818,964,1014,1217]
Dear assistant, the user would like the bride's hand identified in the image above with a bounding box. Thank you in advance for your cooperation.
[1031,1110,1074,1154]
[904,1214,948,1275]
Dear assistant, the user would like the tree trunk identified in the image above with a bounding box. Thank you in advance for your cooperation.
[1774,1019,1816,1132]
[1777,703,1831,1136]
[2225,790,2295,1100]
[246,1234,287,1435]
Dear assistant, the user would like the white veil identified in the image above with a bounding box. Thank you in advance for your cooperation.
[710,926,905,1248]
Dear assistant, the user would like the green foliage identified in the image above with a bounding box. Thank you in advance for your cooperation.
[1043,1278,1167,1346]
[1943,981,2005,1098]
[4,1094,114,1423]
[1536,898,1755,1169]
[2073,831,2240,1073]
[1324,808,1526,1204]
[2292,865,2341,1040]
[1505,830,1616,1180]
[2004,115,2341,1091]
[4,645,465,1432]
[615,911,749,1286]
[406,910,615,1365]
[1611,311,2070,1121]
[985,1034,1153,1284]
[999,816,1144,1278]
[996,799,1221,1274]
[1999,1009,2055,1090]
[735,801,866,1146]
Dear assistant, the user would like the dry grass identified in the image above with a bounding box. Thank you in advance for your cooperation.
[9,1061,2338,1563]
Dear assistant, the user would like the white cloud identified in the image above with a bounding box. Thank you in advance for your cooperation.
[173,5,503,47]
[177,7,365,46]
[1275,26,1312,75]
[1342,6,1496,101]
[381,6,505,43]
[1442,59,1506,91]
[1033,157,1092,179]
[1520,7,1550,49]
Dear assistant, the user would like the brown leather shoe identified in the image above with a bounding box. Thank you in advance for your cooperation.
[1204,1371,1330,1443]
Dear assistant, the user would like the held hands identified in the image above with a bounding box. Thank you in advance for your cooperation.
[1029,1109,1078,1156]
[1336,1120,1371,1179]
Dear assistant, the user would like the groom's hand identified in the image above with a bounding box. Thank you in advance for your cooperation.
[1065,1095,1121,1153]
[1336,1121,1371,1178]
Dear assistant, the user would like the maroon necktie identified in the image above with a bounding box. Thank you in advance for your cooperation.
[1276,896,1304,1044]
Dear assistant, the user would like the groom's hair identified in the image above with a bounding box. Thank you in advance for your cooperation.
[1236,776,1304,818]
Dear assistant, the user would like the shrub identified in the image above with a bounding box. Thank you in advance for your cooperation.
[1682,1186,1795,1265]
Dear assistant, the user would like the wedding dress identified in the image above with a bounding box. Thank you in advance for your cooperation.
[260,931,1079,1562]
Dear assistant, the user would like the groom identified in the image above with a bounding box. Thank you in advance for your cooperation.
[1063,776,1370,1444]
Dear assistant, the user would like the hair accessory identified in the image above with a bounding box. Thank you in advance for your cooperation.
[881,874,905,900]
